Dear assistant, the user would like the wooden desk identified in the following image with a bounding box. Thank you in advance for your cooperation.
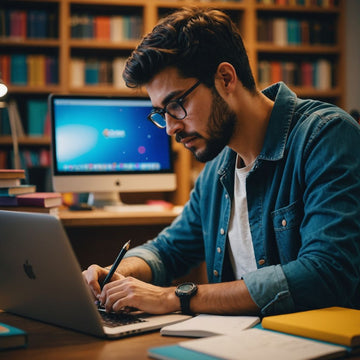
[0,312,182,360]
[1,311,360,360]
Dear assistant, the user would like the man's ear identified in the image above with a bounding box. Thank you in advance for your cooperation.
[214,62,237,94]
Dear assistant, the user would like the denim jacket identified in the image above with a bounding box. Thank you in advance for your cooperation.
[125,82,360,316]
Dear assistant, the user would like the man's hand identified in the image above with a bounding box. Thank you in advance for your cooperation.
[82,264,123,300]
[99,277,179,315]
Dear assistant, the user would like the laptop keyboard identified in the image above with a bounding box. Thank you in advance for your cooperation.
[99,310,146,328]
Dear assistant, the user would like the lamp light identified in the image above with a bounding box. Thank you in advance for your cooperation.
[0,72,8,99]
[0,83,8,98]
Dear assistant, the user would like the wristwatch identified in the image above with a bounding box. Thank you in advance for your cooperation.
[175,282,198,315]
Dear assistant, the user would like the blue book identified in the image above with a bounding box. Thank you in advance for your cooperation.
[28,10,40,38]
[0,184,36,196]
[0,322,27,350]
[85,60,99,84]
[0,195,18,206]
[287,19,299,45]
[148,344,221,360]
[10,54,27,85]
[27,99,48,136]
[34,10,48,38]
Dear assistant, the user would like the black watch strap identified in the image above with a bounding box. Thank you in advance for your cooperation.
[179,295,192,315]
[175,282,198,315]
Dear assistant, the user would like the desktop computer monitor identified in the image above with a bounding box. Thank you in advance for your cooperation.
[49,94,176,209]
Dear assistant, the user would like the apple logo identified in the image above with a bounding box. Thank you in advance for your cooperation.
[23,260,36,280]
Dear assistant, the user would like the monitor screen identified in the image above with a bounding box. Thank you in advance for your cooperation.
[49,94,176,208]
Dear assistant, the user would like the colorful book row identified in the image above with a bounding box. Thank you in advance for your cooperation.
[0,9,58,40]
[70,57,127,88]
[258,59,333,90]
[0,54,58,86]
[257,17,335,46]
[256,0,339,7]
[0,99,48,137]
[5,149,51,169]
[70,14,142,42]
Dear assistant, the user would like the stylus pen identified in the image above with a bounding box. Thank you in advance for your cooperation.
[101,240,131,289]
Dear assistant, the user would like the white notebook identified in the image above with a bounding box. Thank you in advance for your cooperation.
[179,328,348,360]
[160,314,260,337]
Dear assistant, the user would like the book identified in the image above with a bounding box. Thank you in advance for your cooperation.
[27,99,49,136]
[160,314,260,338]
[0,322,27,350]
[0,178,21,187]
[70,58,85,87]
[0,196,18,206]
[0,169,25,180]
[0,205,59,215]
[149,328,348,360]
[10,54,27,85]
[0,185,36,196]
[16,192,62,208]
[148,344,220,360]
[181,328,347,360]
[261,307,360,348]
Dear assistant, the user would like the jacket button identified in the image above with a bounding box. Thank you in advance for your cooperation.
[217,247,222,253]
[220,228,225,235]
[258,259,266,266]
[213,270,219,277]
[281,219,287,227]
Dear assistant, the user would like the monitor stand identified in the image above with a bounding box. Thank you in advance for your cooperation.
[87,191,166,212]
[87,191,122,208]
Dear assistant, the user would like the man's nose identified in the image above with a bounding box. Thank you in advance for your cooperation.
[165,114,184,136]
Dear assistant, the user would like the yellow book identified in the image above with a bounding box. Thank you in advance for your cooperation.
[262,307,360,347]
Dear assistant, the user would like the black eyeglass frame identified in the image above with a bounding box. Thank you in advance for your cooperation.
[147,80,201,128]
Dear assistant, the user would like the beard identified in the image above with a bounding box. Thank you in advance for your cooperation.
[176,87,237,163]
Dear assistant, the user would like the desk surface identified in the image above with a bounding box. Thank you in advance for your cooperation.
[1,312,360,360]
[59,208,181,227]
[0,312,182,360]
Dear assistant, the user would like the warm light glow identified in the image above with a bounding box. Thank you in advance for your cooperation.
[0,83,8,98]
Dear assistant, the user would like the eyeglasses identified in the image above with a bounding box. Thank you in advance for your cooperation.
[147,80,201,129]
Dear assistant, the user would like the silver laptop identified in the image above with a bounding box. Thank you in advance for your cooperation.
[0,210,190,338]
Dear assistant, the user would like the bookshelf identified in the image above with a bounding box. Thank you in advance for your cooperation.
[0,0,345,204]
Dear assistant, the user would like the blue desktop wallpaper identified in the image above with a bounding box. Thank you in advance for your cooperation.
[53,99,172,173]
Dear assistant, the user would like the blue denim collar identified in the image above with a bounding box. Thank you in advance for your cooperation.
[259,82,297,162]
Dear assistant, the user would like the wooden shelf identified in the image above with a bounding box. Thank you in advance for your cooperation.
[0,39,60,47]
[256,44,341,54]
[69,39,140,49]
[7,85,61,94]
[0,136,51,146]
[255,4,340,13]
[0,0,345,203]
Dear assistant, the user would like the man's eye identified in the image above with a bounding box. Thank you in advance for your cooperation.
[167,101,182,112]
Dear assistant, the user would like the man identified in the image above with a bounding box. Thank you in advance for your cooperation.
[83,8,360,316]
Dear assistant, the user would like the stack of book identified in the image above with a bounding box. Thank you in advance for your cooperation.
[0,169,62,215]
[149,307,360,360]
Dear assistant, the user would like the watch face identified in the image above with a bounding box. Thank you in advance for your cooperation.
[180,284,194,292]
[176,282,197,296]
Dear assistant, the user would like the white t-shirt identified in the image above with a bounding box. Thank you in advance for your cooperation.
[227,157,257,279]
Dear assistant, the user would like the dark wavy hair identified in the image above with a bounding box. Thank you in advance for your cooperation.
[123,7,256,91]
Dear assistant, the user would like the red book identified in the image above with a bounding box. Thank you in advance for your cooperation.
[270,61,282,83]
[95,16,110,40]
[17,192,63,208]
